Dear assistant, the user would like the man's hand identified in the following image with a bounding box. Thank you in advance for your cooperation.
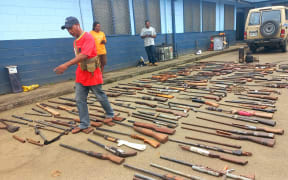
[101,40,106,44]
[54,64,68,74]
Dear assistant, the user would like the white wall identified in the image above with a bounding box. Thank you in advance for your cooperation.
[0,0,94,40]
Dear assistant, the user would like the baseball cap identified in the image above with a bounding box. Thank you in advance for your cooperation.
[61,16,79,30]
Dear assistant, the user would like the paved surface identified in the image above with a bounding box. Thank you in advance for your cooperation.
[0,48,287,180]
[0,44,243,112]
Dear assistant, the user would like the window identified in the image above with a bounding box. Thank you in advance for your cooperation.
[286,9,288,20]
[249,12,260,25]
[262,10,281,24]
[92,0,131,35]
[224,4,235,30]
[184,0,200,32]
[133,0,161,34]
[202,2,216,31]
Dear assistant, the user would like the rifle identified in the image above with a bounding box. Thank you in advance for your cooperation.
[238,97,276,104]
[247,91,271,95]
[110,101,136,110]
[48,100,76,107]
[127,120,176,135]
[119,83,152,88]
[121,95,168,102]
[184,90,225,98]
[124,164,185,180]
[87,138,137,157]
[196,116,284,135]
[192,109,276,126]
[182,122,274,139]
[0,119,28,125]
[115,99,157,108]
[138,91,174,99]
[133,174,156,180]
[179,94,221,101]
[131,113,178,128]
[167,102,202,108]
[45,120,77,128]
[169,139,251,156]
[237,94,278,101]
[113,86,144,91]
[93,131,146,151]
[112,121,168,143]
[160,156,222,177]
[150,163,203,180]
[179,145,248,165]
[96,127,160,148]
[224,100,275,108]
[35,120,71,131]
[24,113,52,117]
[218,103,276,113]
[185,136,241,149]
[135,106,188,117]
[138,110,180,120]
[35,103,61,116]
[59,144,124,164]
[181,126,275,147]
[206,106,274,119]
[11,115,34,122]
[177,97,219,107]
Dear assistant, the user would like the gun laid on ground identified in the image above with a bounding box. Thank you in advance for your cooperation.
[138,91,174,99]
[115,99,157,108]
[121,95,168,102]
[124,164,185,180]
[127,120,176,135]
[96,127,160,148]
[179,145,248,165]
[112,120,168,143]
[182,126,275,147]
[169,139,251,156]
[196,116,284,135]
[59,143,124,164]
[177,97,219,107]
[206,106,274,119]
[87,138,137,157]
[182,122,274,139]
[160,156,222,177]
[136,106,188,117]
[93,131,146,151]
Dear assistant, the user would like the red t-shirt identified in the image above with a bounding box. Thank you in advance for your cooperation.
[74,32,103,86]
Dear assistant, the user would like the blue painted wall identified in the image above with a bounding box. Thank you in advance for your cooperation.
[0,0,238,94]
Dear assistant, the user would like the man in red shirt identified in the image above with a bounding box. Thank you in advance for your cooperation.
[54,17,119,133]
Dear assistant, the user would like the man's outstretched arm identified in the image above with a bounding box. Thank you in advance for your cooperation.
[54,53,88,74]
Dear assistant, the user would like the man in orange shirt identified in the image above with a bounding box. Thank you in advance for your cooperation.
[54,17,120,134]
[90,22,107,72]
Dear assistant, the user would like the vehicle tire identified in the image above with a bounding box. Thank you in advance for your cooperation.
[249,46,257,53]
[281,39,287,52]
[260,20,280,38]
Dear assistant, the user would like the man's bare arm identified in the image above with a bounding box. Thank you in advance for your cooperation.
[54,53,88,74]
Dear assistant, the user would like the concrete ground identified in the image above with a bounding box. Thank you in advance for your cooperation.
[0,48,287,180]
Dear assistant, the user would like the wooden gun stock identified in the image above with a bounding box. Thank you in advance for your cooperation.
[205,101,219,107]
[247,111,273,119]
[36,103,60,116]
[98,153,125,164]
[133,126,168,143]
[131,134,160,148]
[260,127,284,135]
[133,122,175,135]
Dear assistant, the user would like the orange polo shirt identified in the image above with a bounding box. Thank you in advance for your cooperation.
[90,30,107,55]
[74,32,103,86]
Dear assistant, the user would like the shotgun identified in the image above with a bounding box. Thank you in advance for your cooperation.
[87,138,137,157]
[60,143,124,164]
[181,127,276,147]
[138,91,174,99]
[160,156,222,177]
[135,106,188,117]
[124,164,185,180]
[181,122,274,139]
[179,145,248,165]
[121,95,168,102]
[169,139,251,156]
[177,97,219,107]
[205,106,274,119]
[196,116,284,135]
[131,113,178,128]
[112,120,168,143]
[115,99,157,108]
[127,120,176,135]
[179,94,221,101]
[96,127,160,148]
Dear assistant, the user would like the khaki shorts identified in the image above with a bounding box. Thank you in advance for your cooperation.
[98,54,107,66]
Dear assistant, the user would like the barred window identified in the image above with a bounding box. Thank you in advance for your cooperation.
[202,1,216,31]
[133,0,161,34]
[224,4,235,30]
[184,0,200,32]
[92,0,131,35]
